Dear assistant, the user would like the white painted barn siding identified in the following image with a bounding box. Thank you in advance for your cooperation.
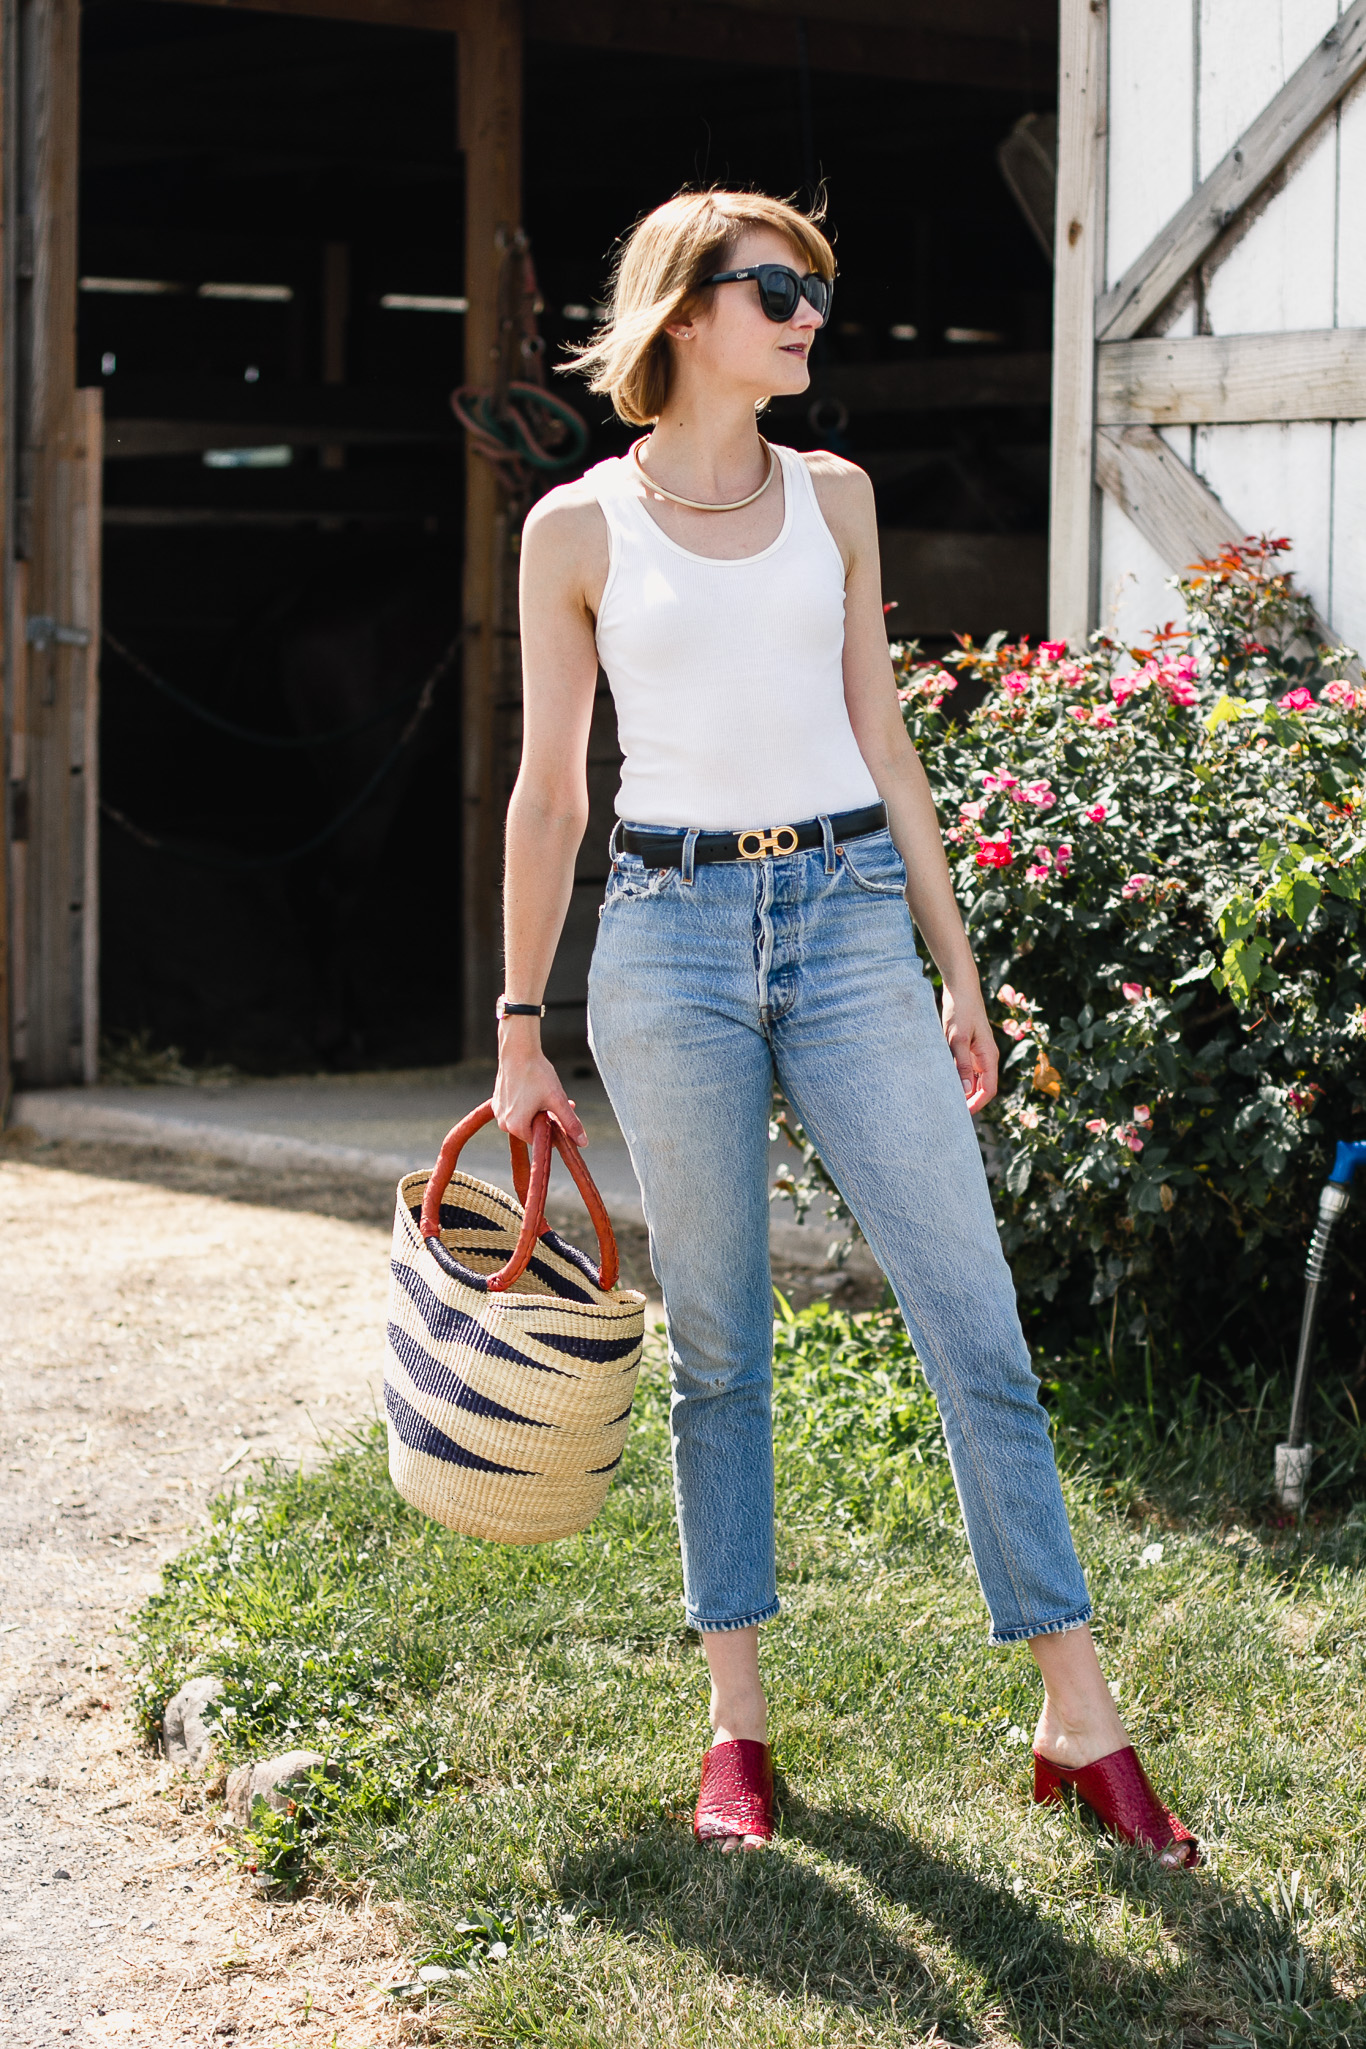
[1098,0,1366,651]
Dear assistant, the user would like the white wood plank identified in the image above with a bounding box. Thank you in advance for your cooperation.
[1096,0,1366,341]
[1106,0,1194,291]
[1193,419,1335,612]
[1098,491,1187,643]
[1329,419,1366,649]
[1337,72,1366,326]
[1096,327,1366,423]
[1197,0,1339,173]
[1205,115,1338,332]
[1048,0,1107,642]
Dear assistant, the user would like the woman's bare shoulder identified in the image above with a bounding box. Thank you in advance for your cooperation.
[797,449,876,562]
[521,474,610,586]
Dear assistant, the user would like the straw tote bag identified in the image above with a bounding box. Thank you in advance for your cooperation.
[385,1099,647,1544]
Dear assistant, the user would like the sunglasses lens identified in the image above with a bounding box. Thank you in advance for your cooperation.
[757,267,800,321]
[804,276,832,325]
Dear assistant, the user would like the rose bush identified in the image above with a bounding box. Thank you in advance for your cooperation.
[777,540,1366,1374]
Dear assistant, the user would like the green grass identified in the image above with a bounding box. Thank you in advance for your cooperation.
[133,1304,1366,2047]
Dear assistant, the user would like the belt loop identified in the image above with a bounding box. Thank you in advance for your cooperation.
[680,827,699,886]
[819,813,837,874]
[608,819,623,865]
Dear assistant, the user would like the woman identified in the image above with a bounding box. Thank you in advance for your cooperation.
[492,189,1197,1867]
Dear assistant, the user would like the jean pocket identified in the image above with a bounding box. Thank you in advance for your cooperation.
[840,828,908,895]
[604,855,675,906]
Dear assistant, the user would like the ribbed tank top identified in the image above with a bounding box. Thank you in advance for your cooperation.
[588,442,881,831]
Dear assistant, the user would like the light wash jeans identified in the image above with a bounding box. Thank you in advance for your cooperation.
[586,819,1092,1646]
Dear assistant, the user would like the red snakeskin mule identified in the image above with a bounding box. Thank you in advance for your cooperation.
[1034,1744,1199,1866]
[693,1738,775,1845]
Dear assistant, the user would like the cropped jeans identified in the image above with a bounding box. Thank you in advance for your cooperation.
[586,819,1092,1647]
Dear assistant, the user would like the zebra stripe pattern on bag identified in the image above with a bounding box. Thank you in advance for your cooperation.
[384,1166,647,1544]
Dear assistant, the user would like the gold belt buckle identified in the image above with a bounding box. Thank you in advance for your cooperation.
[736,824,801,860]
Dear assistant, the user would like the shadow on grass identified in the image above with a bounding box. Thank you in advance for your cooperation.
[555,1793,1354,2047]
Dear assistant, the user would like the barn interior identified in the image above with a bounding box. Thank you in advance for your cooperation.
[80,0,1056,1075]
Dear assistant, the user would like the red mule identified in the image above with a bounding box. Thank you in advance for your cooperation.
[1034,1744,1199,1867]
[693,1739,775,1845]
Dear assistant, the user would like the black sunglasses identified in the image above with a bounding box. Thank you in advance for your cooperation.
[700,263,834,327]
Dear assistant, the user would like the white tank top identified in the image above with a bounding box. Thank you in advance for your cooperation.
[589,442,881,831]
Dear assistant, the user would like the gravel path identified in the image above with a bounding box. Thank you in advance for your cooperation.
[0,1137,428,2049]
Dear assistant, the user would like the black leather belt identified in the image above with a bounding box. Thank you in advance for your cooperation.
[621,801,888,868]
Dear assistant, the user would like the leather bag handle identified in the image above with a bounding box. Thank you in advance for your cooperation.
[419,1097,620,1294]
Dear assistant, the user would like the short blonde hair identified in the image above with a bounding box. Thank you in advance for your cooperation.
[562,188,835,428]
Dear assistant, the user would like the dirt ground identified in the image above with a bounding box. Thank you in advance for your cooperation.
[0,1130,878,2049]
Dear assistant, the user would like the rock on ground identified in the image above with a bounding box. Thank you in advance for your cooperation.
[162,1677,224,1772]
[225,1753,330,1828]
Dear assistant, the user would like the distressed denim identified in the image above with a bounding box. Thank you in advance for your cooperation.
[586,822,1092,1645]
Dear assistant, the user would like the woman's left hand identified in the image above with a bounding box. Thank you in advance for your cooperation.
[941,981,998,1113]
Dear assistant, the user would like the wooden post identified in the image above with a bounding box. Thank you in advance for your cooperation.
[1048,0,1107,647]
[458,0,522,1062]
[10,0,100,1086]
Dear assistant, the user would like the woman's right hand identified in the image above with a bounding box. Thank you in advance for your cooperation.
[492,1025,590,1148]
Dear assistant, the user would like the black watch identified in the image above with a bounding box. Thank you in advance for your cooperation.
[496,996,546,1019]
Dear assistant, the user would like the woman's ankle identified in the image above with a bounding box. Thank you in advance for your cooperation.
[709,1690,767,1747]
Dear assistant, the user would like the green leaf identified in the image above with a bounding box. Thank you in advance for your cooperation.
[1005,1152,1033,1196]
[1171,951,1215,990]
[1205,692,1249,733]
[1222,937,1270,1006]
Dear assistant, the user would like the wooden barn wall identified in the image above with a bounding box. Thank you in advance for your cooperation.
[1100,0,1366,648]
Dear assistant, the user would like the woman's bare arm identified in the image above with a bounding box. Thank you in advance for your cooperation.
[492,481,609,1146]
[807,454,998,1111]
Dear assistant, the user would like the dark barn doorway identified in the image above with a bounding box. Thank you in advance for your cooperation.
[83,0,468,1071]
[84,1,1054,1077]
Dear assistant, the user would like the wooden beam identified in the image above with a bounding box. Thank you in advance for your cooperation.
[1094,426,1241,570]
[1096,0,1366,344]
[459,0,520,1063]
[1047,0,1106,646]
[1094,425,1349,662]
[1097,329,1366,427]
[13,0,103,1086]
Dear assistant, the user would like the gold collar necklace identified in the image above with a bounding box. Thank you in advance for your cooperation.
[630,435,776,512]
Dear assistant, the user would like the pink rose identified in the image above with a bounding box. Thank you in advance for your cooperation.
[1039,641,1067,660]
[975,838,1014,869]
[1133,1104,1152,1125]
[1122,982,1145,1002]
[1054,844,1072,876]
[1001,671,1030,696]
[1091,710,1117,729]
[1084,1118,1107,1135]
[1162,676,1197,707]
[1020,780,1056,809]
[1121,1127,1144,1153]
[1085,803,1107,823]
[1121,874,1154,900]
[1018,1106,1041,1128]
[997,984,1024,1008]
[1111,675,1142,706]
[981,771,1019,792]
[1069,706,1089,722]
[1279,687,1315,711]
[1026,860,1051,883]
[1001,1018,1030,1040]
[959,799,987,821]
[1324,680,1358,709]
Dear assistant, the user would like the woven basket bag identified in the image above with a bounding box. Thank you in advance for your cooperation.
[385,1099,646,1544]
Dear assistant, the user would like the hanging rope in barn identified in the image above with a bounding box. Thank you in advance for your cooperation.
[450,227,589,505]
[100,629,459,872]
[102,629,435,750]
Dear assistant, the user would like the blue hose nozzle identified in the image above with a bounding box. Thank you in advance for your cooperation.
[1329,1140,1366,1186]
